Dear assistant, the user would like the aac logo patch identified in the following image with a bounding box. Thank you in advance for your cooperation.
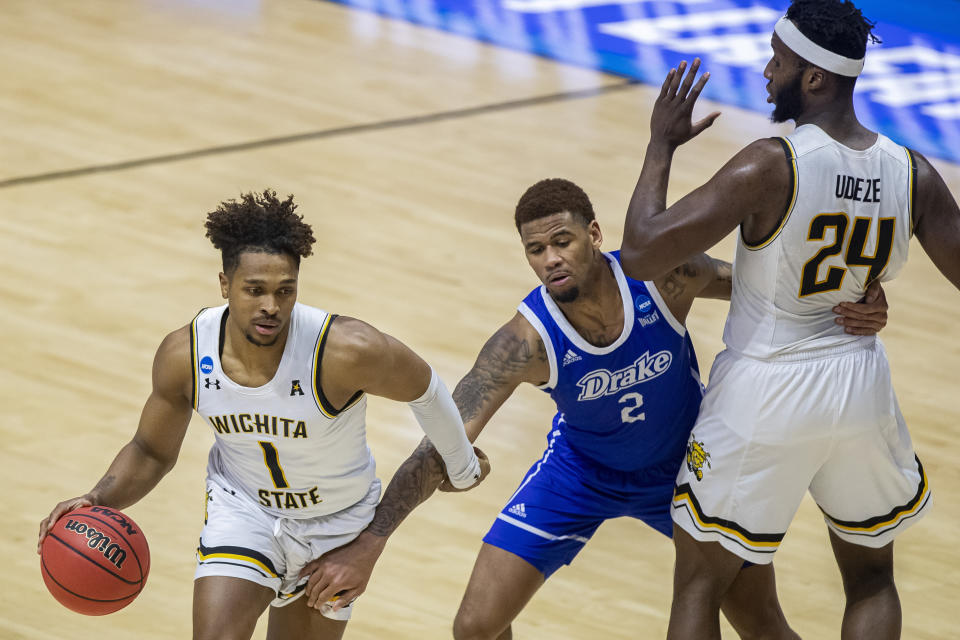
[200,356,215,375]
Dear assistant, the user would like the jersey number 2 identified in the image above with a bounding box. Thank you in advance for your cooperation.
[258,441,290,489]
[619,392,645,423]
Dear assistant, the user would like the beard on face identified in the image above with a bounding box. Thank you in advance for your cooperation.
[771,70,805,123]
[550,286,580,304]
[244,331,281,348]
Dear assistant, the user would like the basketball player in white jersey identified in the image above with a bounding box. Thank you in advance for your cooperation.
[622,1,960,637]
[37,190,489,640]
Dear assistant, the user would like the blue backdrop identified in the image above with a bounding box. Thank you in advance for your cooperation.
[324,0,960,164]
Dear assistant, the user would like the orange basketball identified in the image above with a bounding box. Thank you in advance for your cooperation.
[40,506,150,615]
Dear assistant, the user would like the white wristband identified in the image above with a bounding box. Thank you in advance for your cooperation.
[408,368,481,489]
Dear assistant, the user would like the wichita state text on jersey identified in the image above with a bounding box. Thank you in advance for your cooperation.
[724,124,914,359]
[191,303,376,518]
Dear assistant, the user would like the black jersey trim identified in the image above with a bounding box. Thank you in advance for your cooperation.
[905,147,919,237]
[189,307,207,411]
[312,314,364,418]
[742,137,797,250]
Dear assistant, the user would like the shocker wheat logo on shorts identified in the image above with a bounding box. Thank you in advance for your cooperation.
[686,438,712,481]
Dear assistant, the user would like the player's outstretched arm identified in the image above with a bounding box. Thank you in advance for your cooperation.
[912,150,960,290]
[301,313,545,611]
[621,61,787,281]
[38,327,194,553]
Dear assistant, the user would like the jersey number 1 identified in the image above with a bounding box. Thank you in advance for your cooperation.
[259,441,290,489]
[799,213,895,296]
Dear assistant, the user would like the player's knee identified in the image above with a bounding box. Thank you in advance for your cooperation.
[453,607,507,640]
[842,562,896,601]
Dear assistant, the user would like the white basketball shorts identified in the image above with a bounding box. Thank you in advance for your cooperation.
[672,339,930,564]
[195,473,381,619]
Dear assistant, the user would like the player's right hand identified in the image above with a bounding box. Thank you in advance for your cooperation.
[439,446,490,492]
[38,495,95,554]
[649,58,721,150]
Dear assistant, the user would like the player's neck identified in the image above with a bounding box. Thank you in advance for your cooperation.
[221,318,290,385]
[558,258,624,346]
[796,100,876,150]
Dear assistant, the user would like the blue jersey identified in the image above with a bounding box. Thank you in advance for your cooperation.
[518,251,703,472]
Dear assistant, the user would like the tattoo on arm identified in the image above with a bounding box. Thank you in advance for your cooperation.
[90,475,115,501]
[364,324,545,539]
[366,437,445,537]
[453,326,545,424]
[659,262,700,302]
[712,259,732,289]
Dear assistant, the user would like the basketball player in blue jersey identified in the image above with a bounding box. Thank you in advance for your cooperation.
[298,183,888,638]
[37,190,489,640]
[623,1,960,638]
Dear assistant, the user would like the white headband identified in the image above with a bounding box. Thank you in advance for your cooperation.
[774,16,864,77]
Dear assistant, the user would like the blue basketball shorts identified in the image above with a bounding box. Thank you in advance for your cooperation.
[482,424,677,579]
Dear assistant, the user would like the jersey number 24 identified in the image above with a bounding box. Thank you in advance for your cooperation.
[799,213,896,297]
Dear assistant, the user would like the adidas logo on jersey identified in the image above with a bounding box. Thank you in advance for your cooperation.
[508,503,527,518]
[562,350,582,367]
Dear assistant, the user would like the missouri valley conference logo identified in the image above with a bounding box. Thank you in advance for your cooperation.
[575,350,672,400]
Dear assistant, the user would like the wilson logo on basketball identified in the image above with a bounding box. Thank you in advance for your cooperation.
[63,520,128,569]
[90,505,140,536]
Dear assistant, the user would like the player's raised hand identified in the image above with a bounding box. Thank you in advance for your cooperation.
[300,531,386,613]
[833,279,889,335]
[650,58,721,149]
[438,446,490,492]
[38,495,95,553]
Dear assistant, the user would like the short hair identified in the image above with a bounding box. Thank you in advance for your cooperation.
[785,0,879,61]
[205,189,316,275]
[515,178,596,232]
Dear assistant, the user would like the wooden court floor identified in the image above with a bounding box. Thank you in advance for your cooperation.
[2,2,958,638]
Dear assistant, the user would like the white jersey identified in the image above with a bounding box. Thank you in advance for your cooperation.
[191,303,376,518]
[724,124,916,359]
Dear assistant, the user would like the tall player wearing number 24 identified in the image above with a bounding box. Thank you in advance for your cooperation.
[37,190,489,640]
[624,1,960,637]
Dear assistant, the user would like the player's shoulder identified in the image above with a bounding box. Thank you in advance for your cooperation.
[713,137,791,187]
[152,324,194,399]
[324,315,390,369]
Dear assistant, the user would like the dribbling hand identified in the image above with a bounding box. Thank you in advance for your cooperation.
[38,495,95,554]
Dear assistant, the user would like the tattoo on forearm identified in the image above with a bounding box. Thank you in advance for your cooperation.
[91,475,115,500]
[453,327,544,424]
[713,259,732,288]
[661,262,699,301]
[367,437,445,537]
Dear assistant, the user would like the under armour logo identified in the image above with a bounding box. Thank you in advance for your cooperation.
[290,379,304,396]
[204,378,221,390]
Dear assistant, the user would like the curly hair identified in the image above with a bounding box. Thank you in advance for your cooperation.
[515,178,596,232]
[205,190,316,275]
[786,0,879,61]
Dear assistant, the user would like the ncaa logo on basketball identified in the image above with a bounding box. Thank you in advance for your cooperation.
[90,505,140,536]
[200,355,215,375]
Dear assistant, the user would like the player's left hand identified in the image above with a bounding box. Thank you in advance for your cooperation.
[649,58,721,150]
[833,279,888,335]
[300,531,386,613]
